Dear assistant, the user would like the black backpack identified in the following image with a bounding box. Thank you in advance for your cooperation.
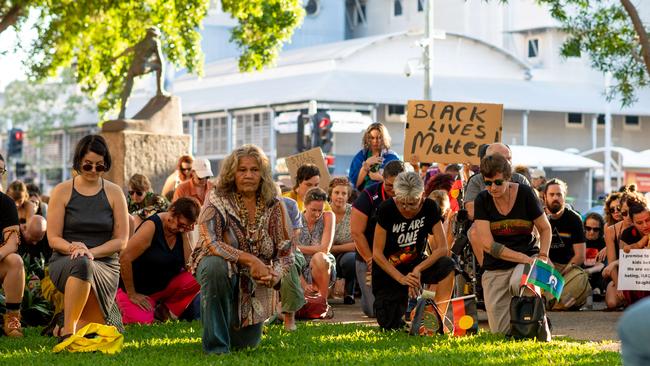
[508,287,551,342]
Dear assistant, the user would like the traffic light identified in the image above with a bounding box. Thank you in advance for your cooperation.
[312,112,333,153]
[15,162,26,178]
[8,128,24,157]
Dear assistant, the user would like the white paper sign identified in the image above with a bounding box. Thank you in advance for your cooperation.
[618,249,650,291]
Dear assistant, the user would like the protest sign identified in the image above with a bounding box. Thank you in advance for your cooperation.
[618,249,650,291]
[404,100,503,165]
[285,147,330,190]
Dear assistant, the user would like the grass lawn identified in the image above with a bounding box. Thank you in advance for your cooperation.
[0,321,620,365]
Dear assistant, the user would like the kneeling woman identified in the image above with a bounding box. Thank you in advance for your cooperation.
[372,171,455,330]
[117,197,201,324]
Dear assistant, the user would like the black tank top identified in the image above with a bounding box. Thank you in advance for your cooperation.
[131,214,185,295]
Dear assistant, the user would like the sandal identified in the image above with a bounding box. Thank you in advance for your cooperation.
[41,312,64,337]
[57,333,72,344]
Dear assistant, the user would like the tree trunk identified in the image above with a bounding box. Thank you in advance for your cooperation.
[620,0,650,77]
[0,5,23,34]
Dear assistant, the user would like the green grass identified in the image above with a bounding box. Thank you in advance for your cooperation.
[0,321,620,365]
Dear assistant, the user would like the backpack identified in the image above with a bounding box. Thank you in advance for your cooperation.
[545,265,592,311]
[509,286,551,342]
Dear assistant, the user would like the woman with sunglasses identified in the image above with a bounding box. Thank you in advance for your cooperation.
[604,192,624,227]
[583,213,607,297]
[127,173,169,233]
[603,189,647,309]
[472,154,551,334]
[117,197,201,324]
[372,171,455,330]
[161,155,193,200]
[46,135,129,342]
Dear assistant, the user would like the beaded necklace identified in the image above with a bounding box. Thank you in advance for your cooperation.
[235,193,265,254]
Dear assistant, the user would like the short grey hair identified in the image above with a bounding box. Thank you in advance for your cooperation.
[393,171,424,200]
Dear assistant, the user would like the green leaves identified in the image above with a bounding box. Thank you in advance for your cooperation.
[222,0,305,72]
[539,0,649,107]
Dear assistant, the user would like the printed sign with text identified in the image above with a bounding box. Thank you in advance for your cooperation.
[404,100,503,165]
[618,249,650,291]
[285,147,331,191]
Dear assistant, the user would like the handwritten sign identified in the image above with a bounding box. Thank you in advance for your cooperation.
[285,147,330,190]
[618,249,650,291]
[404,100,503,165]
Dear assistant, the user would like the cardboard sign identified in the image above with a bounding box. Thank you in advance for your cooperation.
[404,100,503,165]
[618,249,650,291]
[285,147,330,190]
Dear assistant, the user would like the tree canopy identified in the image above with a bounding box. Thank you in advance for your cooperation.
[1,0,304,119]
[534,0,649,106]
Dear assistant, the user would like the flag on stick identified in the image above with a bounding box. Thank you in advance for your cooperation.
[526,259,565,300]
[437,295,479,336]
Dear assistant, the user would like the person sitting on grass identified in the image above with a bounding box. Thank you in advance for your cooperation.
[117,197,201,324]
[297,187,336,301]
[372,171,455,330]
[0,189,25,337]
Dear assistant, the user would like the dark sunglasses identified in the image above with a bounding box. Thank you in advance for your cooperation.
[128,190,144,197]
[609,206,620,212]
[484,179,505,187]
[81,163,106,172]
[180,168,192,172]
[584,226,600,232]
[621,210,629,217]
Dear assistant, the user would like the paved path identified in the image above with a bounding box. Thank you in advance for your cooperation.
[319,298,623,346]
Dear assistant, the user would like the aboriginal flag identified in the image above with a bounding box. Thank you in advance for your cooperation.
[440,295,479,336]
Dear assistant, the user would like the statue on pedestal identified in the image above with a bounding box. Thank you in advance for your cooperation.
[116,27,167,119]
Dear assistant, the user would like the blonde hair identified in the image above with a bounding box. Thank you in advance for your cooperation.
[128,174,152,193]
[362,122,391,151]
[7,180,28,202]
[216,144,277,205]
[428,189,450,216]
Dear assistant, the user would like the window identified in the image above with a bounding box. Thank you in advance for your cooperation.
[357,4,366,24]
[625,115,639,126]
[388,104,405,116]
[394,0,403,16]
[234,111,272,152]
[567,113,583,127]
[418,0,425,12]
[528,39,539,58]
[194,115,228,155]
[597,114,605,125]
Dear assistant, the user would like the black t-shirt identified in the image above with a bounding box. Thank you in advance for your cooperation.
[621,225,643,248]
[474,184,543,270]
[18,232,52,263]
[0,192,19,237]
[373,198,441,280]
[352,182,388,261]
[548,208,585,264]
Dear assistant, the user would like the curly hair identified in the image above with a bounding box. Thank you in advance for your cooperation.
[216,144,277,206]
[604,192,622,226]
[328,176,351,200]
[362,122,391,151]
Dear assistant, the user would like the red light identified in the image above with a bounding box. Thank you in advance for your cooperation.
[325,155,335,166]
[14,131,23,140]
[318,118,331,129]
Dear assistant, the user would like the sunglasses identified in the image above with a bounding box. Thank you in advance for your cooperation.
[180,168,192,172]
[621,210,629,217]
[609,206,620,212]
[584,226,600,232]
[484,179,505,187]
[129,190,144,197]
[81,163,106,172]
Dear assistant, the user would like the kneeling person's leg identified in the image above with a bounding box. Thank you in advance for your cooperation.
[421,257,456,316]
[196,255,235,354]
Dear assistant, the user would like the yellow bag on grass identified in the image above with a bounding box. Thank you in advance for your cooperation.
[52,323,123,354]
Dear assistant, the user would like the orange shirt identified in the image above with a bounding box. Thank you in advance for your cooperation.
[172,179,213,206]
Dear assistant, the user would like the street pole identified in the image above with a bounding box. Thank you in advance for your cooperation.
[423,0,434,100]
[603,72,612,195]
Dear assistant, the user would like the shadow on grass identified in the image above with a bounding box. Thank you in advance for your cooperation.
[0,321,621,366]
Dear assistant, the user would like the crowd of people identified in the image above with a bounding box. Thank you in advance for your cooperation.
[0,122,647,357]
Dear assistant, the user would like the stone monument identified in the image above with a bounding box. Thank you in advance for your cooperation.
[101,27,190,192]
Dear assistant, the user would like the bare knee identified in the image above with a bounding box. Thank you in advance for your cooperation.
[3,253,24,270]
[310,253,330,272]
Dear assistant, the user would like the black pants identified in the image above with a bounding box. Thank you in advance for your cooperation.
[372,257,455,330]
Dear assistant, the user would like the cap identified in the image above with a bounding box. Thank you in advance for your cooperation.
[531,168,546,179]
[193,158,213,178]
